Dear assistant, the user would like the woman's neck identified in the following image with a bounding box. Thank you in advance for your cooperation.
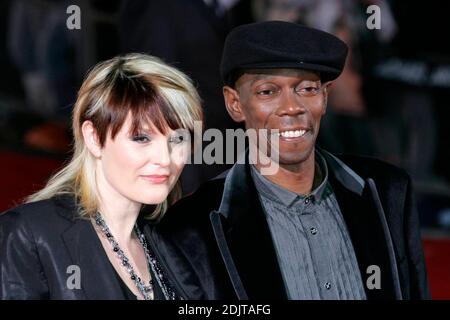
[98,201,141,246]
[95,165,141,246]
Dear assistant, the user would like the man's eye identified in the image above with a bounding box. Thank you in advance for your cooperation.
[132,135,151,143]
[296,86,320,96]
[257,89,275,96]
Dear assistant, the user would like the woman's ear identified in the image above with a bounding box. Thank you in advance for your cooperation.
[81,120,102,158]
[223,86,245,122]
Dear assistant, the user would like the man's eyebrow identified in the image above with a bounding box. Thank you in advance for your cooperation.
[249,74,273,86]
[249,75,321,87]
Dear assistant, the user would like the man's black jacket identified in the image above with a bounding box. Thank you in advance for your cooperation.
[148,150,430,300]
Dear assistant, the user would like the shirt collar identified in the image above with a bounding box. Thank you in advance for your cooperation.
[317,147,365,196]
[250,150,329,208]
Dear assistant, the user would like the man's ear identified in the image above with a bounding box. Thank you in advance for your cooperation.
[223,86,245,122]
[81,120,102,158]
[322,82,332,115]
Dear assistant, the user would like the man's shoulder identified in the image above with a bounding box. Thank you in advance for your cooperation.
[160,176,226,229]
[161,153,412,227]
[180,177,226,209]
[334,153,410,184]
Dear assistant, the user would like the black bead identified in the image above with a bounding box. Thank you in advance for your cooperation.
[113,247,119,252]
[131,275,136,280]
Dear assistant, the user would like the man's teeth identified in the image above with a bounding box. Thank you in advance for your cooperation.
[276,130,307,138]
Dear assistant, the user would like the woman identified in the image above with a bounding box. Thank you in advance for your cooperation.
[0,53,202,300]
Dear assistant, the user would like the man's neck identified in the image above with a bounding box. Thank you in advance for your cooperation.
[255,151,316,195]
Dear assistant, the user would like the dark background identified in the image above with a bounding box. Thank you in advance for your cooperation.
[0,0,450,298]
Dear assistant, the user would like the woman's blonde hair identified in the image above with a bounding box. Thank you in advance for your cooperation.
[26,53,203,221]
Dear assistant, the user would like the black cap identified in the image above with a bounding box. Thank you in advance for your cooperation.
[220,21,348,86]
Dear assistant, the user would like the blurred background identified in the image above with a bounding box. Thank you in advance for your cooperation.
[0,0,449,299]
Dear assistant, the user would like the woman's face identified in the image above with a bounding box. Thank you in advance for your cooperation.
[97,114,190,206]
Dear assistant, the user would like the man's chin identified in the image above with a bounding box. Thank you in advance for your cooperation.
[274,148,315,168]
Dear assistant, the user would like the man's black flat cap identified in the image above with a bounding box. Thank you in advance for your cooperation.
[220,21,348,86]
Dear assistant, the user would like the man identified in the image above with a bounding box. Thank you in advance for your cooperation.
[147,21,430,300]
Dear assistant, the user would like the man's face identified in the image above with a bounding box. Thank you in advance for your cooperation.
[224,68,329,171]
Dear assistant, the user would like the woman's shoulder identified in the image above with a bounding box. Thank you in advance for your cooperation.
[0,194,79,230]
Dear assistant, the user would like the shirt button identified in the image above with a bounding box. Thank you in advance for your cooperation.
[310,227,318,235]
[325,282,331,290]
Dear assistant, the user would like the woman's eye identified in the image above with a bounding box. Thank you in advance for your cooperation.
[169,135,185,144]
[132,135,151,143]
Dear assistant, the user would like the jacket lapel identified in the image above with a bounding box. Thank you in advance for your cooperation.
[322,151,402,299]
[141,223,194,300]
[211,160,288,299]
[212,149,402,300]
[56,196,125,300]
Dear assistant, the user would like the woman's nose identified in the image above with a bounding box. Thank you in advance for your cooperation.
[153,139,171,167]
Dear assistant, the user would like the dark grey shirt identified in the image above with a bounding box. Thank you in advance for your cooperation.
[250,151,367,300]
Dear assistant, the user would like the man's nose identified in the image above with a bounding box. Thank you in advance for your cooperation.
[275,90,307,117]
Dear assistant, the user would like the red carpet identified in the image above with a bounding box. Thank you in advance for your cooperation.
[0,149,449,299]
[423,238,450,299]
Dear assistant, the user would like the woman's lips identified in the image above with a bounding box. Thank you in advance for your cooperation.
[140,175,170,183]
